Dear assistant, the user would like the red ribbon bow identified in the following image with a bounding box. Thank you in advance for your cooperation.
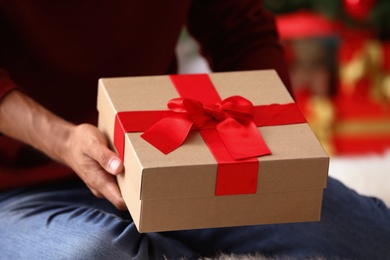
[141,95,271,160]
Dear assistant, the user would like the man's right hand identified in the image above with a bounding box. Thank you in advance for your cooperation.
[0,90,127,210]
[63,123,126,210]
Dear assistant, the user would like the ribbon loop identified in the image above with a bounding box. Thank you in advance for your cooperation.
[221,96,254,121]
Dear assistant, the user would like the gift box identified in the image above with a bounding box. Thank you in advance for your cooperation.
[97,70,329,233]
[334,39,390,154]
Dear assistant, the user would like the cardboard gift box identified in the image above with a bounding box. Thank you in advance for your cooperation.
[97,70,329,233]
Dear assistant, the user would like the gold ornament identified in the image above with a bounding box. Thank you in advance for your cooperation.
[306,96,335,156]
[340,40,390,103]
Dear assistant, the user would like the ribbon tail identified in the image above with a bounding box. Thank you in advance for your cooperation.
[216,118,271,160]
[141,116,193,154]
[254,103,307,126]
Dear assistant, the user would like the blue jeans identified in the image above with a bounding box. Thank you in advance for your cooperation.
[1,177,389,260]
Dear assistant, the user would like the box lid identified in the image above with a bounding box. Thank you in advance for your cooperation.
[97,70,329,201]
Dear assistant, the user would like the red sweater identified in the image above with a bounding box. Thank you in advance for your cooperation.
[0,0,290,190]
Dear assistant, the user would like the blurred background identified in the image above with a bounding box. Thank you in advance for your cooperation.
[175,0,390,206]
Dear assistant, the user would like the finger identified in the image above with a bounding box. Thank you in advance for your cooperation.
[90,144,123,175]
[89,187,104,199]
[100,177,128,211]
[86,170,127,210]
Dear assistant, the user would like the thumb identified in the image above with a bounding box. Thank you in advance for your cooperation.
[107,155,123,175]
[93,145,124,175]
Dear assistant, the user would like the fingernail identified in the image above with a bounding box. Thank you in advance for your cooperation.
[109,159,121,173]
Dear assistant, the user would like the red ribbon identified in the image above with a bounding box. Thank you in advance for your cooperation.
[113,74,307,196]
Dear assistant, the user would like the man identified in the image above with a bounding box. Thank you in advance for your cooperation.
[1,1,390,259]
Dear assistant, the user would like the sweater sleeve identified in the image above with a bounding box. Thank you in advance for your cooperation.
[0,68,19,102]
[187,0,292,93]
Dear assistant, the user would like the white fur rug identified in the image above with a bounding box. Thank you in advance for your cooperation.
[329,150,390,207]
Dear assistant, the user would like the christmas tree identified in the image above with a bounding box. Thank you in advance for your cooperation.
[264,0,390,39]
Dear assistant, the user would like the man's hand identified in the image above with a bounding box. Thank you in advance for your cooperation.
[63,124,126,210]
[0,90,126,210]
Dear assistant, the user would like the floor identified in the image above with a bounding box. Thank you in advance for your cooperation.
[176,34,390,207]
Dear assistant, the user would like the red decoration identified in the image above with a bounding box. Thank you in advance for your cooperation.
[343,0,376,21]
[276,11,336,40]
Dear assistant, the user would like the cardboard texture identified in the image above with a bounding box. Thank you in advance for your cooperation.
[97,70,329,233]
